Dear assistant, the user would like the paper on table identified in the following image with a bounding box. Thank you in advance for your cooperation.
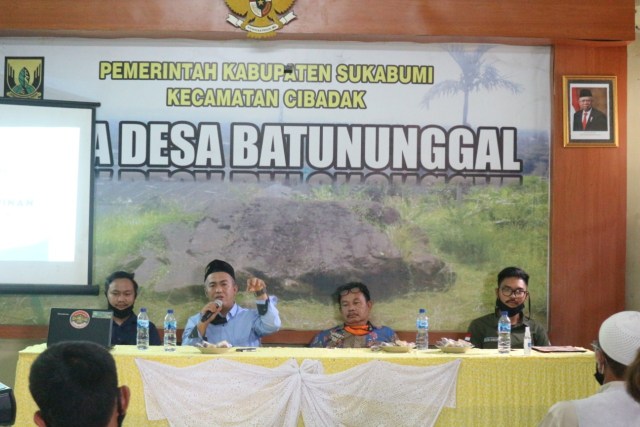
[532,346,587,353]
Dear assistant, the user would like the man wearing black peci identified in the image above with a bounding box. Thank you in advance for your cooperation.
[182,259,281,347]
[572,88,608,132]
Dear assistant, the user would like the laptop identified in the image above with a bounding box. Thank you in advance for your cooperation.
[47,308,113,348]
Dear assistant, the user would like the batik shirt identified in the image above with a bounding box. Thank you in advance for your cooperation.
[309,323,398,348]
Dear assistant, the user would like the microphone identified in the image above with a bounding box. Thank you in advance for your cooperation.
[201,299,223,322]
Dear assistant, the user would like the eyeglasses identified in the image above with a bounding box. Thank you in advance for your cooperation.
[499,287,528,297]
[591,341,601,352]
[339,286,363,296]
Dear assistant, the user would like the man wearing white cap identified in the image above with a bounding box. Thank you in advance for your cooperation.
[538,311,640,426]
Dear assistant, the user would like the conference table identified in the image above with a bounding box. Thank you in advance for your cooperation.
[14,344,598,426]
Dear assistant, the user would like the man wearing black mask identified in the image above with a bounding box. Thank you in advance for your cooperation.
[105,271,161,346]
[539,311,640,426]
[467,266,550,349]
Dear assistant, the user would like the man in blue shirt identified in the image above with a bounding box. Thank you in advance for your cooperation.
[182,259,281,347]
[105,271,161,346]
[309,282,398,348]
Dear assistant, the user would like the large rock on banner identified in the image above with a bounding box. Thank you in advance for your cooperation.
[129,186,454,299]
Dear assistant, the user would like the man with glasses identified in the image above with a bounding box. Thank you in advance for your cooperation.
[309,282,398,348]
[467,266,549,349]
[538,311,640,426]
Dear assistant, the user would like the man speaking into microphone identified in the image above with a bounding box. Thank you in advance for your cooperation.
[182,259,281,347]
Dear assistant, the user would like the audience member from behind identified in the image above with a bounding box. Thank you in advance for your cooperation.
[467,266,550,349]
[29,341,131,427]
[182,259,281,347]
[538,311,640,426]
[627,349,640,404]
[309,282,399,348]
[105,270,161,346]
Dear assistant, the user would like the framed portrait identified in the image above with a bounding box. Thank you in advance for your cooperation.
[562,75,617,147]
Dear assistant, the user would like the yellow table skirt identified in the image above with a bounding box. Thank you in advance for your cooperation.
[14,344,598,426]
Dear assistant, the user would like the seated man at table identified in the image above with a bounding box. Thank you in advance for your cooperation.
[105,270,161,346]
[538,310,640,426]
[182,259,281,347]
[29,341,131,427]
[309,282,399,348]
[467,266,549,349]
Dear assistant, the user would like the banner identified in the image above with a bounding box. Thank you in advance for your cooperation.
[0,39,550,330]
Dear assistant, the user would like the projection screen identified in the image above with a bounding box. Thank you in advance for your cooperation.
[0,98,99,293]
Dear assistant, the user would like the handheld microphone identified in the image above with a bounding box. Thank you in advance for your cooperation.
[201,299,223,322]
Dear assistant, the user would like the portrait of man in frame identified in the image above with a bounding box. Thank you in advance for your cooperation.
[563,75,617,148]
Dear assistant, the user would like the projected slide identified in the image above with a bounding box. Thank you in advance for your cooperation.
[0,99,96,288]
[0,127,80,262]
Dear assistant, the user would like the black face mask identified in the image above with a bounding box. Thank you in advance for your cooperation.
[495,298,525,318]
[594,362,605,385]
[108,302,135,319]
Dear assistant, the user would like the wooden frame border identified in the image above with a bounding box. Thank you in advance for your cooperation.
[562,75,618,147]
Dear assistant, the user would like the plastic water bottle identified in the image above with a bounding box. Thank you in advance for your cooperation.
[164,309,177,352]
[497,311,511,354]
[523,326,532,355]
[416,308,429,350]
[136,307,150,350]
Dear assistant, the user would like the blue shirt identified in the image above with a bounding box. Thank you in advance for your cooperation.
[181,296,281,347]
[309,323,398,348]
[111,314,161,346]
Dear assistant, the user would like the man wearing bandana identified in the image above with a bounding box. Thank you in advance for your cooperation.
[467,266,549,349]
[309,282,398,348]
[182,259,281,347]
[105,271,161,346]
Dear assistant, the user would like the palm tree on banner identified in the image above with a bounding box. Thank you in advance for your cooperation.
[422,45,522,126]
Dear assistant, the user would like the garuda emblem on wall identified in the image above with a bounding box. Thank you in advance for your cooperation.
[225,0,297,38]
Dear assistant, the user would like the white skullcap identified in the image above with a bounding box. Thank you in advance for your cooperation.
[598,311,640,366]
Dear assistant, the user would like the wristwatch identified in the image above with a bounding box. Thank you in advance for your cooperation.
[257,298,269,315]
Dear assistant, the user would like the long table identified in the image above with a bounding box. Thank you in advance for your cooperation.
[14,344,598,426]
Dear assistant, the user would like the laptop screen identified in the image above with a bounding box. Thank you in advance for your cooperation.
[47,308,113,348]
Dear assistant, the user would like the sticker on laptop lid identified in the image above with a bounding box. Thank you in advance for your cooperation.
[69,310,91,329]
[92,310,113,320]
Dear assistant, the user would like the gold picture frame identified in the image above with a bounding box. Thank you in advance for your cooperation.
[562,75,617,147]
